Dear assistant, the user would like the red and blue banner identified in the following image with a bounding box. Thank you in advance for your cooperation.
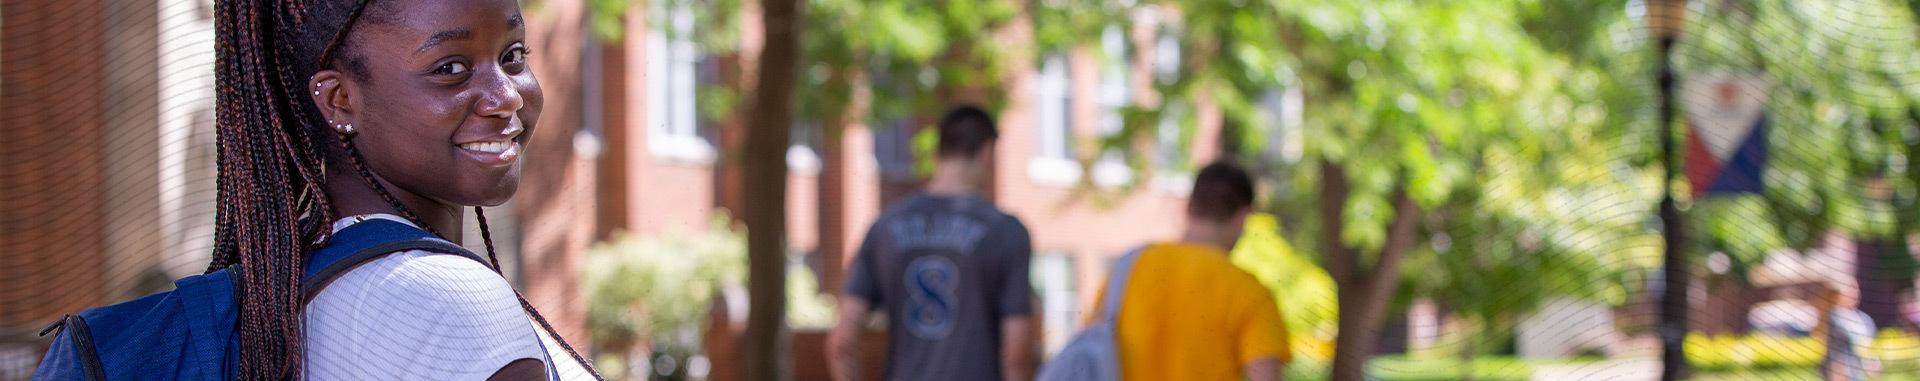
[1683,74,1770,197]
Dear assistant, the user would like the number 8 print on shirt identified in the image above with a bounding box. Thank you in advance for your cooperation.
[907,255,961,339]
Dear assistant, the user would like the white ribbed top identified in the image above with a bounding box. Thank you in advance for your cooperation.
[302,214,556,380]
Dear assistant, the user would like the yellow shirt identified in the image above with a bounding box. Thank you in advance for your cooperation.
[1092,243,1290,381]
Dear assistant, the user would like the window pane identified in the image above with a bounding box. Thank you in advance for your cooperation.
[1033,253,1079,356]
[1034,54,1073,160]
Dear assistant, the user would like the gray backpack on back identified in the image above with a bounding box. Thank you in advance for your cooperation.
[1036,248,1144,381]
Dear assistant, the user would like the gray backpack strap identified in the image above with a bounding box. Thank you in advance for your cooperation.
[1099,246,1149,324]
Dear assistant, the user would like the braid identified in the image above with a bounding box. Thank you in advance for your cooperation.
[475,207,605,379]
[271,4,335,249]
[214,0,338,378]
[336,132,441,236]
[475,207,504,270]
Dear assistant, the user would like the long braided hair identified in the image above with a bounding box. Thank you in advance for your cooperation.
[208,0,599,379]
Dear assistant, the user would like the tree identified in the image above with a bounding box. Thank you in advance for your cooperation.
[741,0,804,379]
[1240,2,1641,378]
[1035,1,1660,379]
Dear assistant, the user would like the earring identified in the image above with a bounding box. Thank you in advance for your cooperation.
[313,90,321,96]
[337,123,356,135]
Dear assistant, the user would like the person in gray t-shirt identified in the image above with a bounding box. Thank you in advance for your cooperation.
[828,106,1035,381]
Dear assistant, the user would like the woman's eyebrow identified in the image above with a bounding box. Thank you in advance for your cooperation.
[416,29,473,54]
[508,14,523,30]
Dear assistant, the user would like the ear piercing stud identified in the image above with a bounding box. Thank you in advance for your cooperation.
[336,123,356,135]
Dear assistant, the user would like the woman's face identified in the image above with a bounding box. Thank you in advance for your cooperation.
[313,0,542,207]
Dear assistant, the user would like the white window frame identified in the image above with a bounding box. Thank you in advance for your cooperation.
[646,2,714,164]
[1030,54,1081,186]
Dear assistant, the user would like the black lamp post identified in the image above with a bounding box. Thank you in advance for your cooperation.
[1650,0,1689,380]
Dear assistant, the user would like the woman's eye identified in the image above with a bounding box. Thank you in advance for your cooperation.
[433,61,470,75]
[503,46,530,66]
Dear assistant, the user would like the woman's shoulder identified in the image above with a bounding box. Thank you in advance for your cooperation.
[306,250,519,317]
[303,250,551,379]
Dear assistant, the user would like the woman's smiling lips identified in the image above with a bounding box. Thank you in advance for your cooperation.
[456,124,524,167]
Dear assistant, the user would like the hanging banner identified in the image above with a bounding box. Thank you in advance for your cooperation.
[1683,73,1771,197]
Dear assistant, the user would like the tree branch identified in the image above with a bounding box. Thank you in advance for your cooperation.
[1320,159,1354,286]
[1360,189,1421,328]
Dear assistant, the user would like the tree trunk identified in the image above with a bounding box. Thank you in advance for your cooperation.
[742,0,803,379]
[1324,160,1423,381]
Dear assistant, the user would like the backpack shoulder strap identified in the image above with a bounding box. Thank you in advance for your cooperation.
[1099,245,1149,323]
[301,219,490,303]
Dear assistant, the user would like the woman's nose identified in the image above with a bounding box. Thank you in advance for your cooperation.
[474,70,524,118]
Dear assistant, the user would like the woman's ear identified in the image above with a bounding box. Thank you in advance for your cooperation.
[309,71,356,130]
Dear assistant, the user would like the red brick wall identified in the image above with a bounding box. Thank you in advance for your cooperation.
[1,0,110,338]
[517,0,595,344]
[601,4,722,237]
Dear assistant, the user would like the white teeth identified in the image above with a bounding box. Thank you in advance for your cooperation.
[461,141,513,153]
[500,142,521,159]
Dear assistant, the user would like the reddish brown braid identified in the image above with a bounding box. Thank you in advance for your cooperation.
[333,132,440,235]
[210,0,339,378]
[476,207,605,377]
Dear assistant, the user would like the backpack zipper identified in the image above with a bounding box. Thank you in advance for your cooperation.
[38,316,67,337]
[63,315,108,381]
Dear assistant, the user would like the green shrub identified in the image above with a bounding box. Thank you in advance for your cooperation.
[583,215,747,378]
[1231,213,1340,362]
[1874,329,1920,378]
[581,214,843,379]
[1684,333,1822,372]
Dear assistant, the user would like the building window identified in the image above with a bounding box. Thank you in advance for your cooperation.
[872,118,919,183]
[1091,27,1133,187]
[1151,29,1191,194]
[1154,104,1186,171]
[646,1,714,163]
[1154,29,1181,86]
[1097,26,1133,137]
[1033,253,1079,356]
[1152,104,1193,195]
[1030,54,1081,185]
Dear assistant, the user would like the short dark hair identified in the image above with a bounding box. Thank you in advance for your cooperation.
[937,105,999,159]
[1188,161,1256,222]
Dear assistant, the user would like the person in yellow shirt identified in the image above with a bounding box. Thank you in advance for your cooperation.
[1091,161,1290,381]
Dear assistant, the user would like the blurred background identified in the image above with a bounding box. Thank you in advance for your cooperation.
[5,0,1920,379]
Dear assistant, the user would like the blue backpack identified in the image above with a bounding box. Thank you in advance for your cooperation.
[1035,248,1144,381]
[32,219,489,380]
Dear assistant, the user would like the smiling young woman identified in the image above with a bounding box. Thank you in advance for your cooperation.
[206,0,596,379]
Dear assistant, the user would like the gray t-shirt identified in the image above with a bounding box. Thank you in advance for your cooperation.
[845,193,1034,381]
